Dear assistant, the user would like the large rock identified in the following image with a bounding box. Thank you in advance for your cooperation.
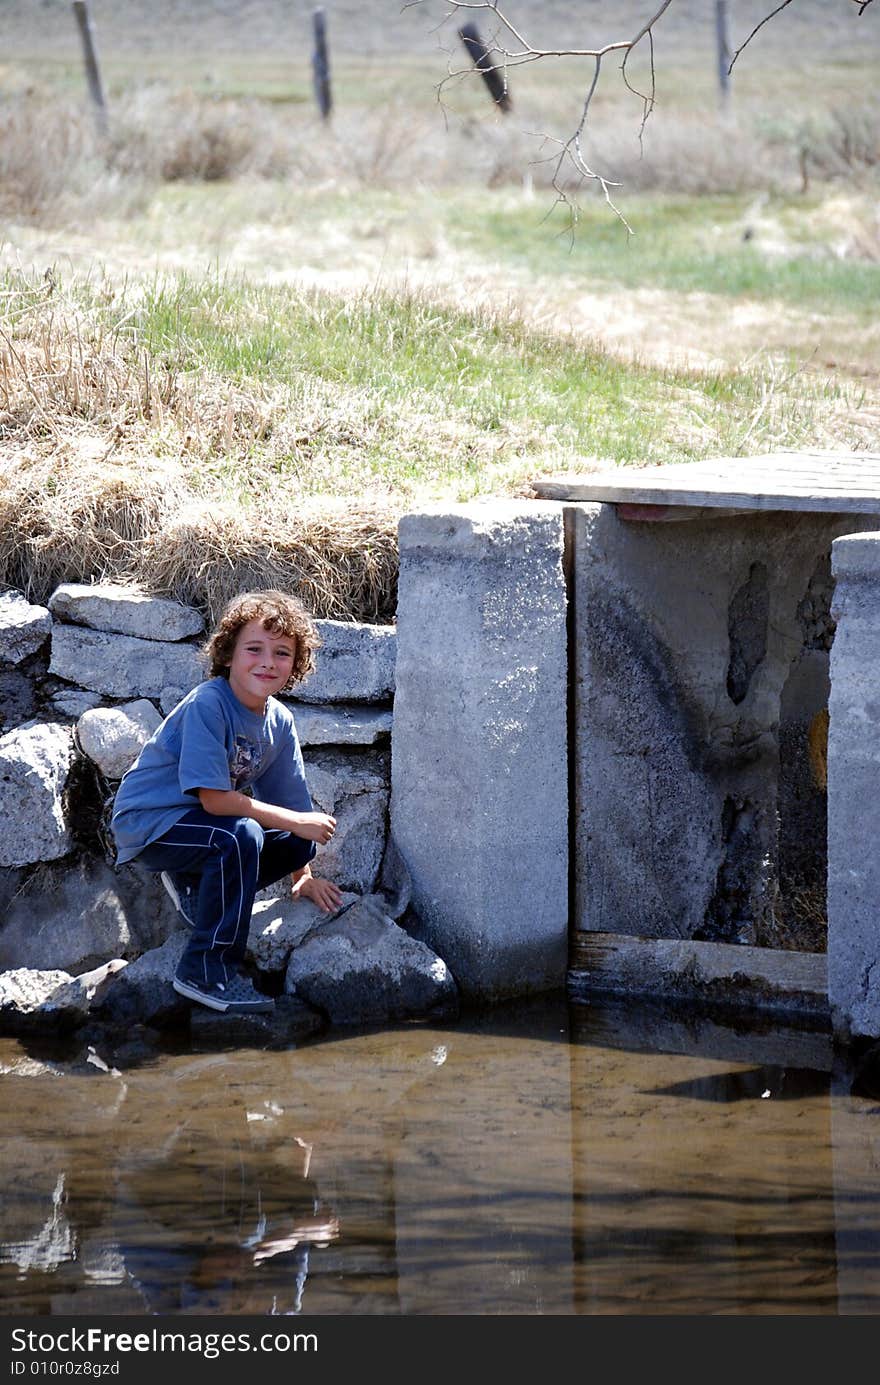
[291,619,396,704]
[0,960,126,1036]
[828,531,880,1041]
[391,501,569,1001]
[305,749,389,894]
[0,721,74,866]
[76,700,163,779]
[93,932,324,1040]
[284,895,458,1025]
[0,589,52,665]
[0,858,178,973]
[48,584,205,642]
[94,932,190,1028]
[0,668,37,732]
[50,625,205,699]
[249,891,358,973]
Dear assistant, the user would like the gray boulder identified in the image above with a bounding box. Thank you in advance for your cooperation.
[76,700,162,779]
[249,891,358,973]
[0,859,178,974]
[0,590,52,665]
[305,749,389,894]
[94,932,190,1027]
[0,721,74,866]
[0,960,126,1036]
[48,584,205,642]
[284,895,458,1025]
[50,625,205,699]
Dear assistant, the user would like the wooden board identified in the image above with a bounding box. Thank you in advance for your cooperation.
[569,931,828,1021]
[533,450,880,514]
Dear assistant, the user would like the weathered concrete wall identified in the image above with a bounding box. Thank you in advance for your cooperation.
[569,504,877,950]
[827,532,880,1041]
[391,502,568,1001]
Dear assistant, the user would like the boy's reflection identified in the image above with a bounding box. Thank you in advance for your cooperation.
[118,1094,339,1315]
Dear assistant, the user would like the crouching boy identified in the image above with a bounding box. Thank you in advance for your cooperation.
[111,589,343,1014]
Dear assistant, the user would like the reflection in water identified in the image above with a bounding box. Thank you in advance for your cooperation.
[1,994,879,1315]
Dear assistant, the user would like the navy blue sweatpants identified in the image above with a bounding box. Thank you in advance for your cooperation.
[138,807,316,988]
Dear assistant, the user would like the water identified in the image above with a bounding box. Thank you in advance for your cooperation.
[1,993,879,1316]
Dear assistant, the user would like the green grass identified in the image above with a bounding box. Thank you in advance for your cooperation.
[444,194,880,315]
[40,265,848,503]
[108,178,880,327]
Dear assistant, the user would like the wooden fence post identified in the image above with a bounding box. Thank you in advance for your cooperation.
[71,0,108,135]
[312,8,332,120]
[715,0,732,111]
[458,23,512,113]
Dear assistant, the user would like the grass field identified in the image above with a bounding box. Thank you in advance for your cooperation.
[1,1,879,617]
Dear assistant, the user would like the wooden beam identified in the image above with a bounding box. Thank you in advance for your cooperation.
[569,931,828,1020]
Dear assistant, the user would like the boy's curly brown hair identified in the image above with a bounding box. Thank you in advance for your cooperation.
[205,589,320,690]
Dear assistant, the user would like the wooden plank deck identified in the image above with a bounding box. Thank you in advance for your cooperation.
[532,450,880,513]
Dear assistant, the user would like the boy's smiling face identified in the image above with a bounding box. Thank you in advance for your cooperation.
[226,618,297,712]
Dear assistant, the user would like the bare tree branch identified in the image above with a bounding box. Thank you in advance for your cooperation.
[728,0,794,75]
[409,1,677,232]
[406,1,876,231]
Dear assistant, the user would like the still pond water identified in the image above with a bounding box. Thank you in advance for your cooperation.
[2,993,879,1316]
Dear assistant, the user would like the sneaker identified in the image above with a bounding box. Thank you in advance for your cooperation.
[160,871,198,928]
[173,972,275,1015]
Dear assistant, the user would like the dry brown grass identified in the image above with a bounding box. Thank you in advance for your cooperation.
[0,447,400,623]
[0,281,400,621]
[5,82,872,228]
[138,497,400,624]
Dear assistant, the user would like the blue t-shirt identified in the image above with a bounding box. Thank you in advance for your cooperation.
[110,677,313,864]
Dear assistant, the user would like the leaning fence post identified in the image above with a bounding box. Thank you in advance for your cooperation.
[715,0,732,112]
[458,22,512,113]
[71,0,108,135]
[312,8,332,120]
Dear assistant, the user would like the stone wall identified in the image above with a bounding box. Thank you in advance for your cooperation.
[0,583,396,980]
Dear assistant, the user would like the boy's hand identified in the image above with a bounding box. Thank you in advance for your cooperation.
[294,872,344,914]
[293,811,337,844]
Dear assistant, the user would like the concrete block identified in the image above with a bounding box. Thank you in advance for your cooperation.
[828,531,880,1040]
[391,501,568,1000]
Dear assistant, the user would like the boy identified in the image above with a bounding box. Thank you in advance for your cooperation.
[111,589,343,1015]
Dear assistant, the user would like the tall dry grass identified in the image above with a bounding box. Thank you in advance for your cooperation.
[0,278,400,621]
[3,84,877,225]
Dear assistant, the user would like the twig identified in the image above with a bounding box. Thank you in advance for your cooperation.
[729,0,794,75]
